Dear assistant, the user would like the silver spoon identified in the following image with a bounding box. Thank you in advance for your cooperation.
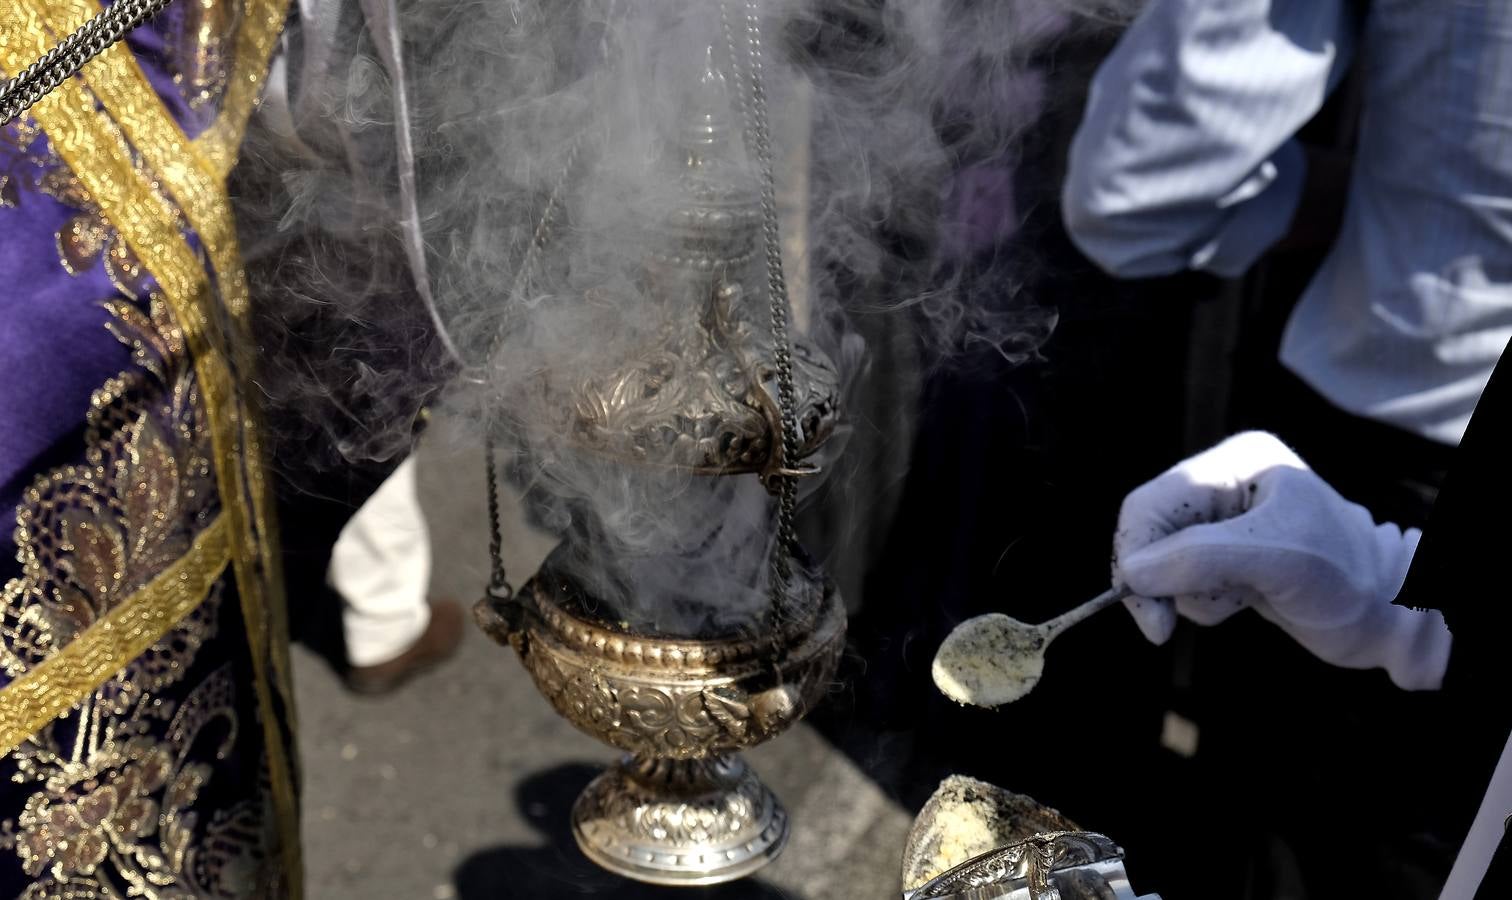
[931,586,1131,708]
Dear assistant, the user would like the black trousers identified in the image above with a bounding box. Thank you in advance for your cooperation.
[1242,366,1456,530]
[1184,364,1471,900]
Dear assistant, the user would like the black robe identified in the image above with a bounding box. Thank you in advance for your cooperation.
[1397,353,1512,899]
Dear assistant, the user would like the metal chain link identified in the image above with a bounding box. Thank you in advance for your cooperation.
[484,435,513,600]
[479,131,590,603]
[506,136,583,322]
[463,132,584,388]
[0,0,175,127]
[721,0,803,617]
[477,15,619,608]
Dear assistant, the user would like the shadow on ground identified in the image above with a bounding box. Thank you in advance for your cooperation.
[453,764,798,900]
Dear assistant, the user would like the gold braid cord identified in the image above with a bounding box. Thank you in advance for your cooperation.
[0,517,231,754]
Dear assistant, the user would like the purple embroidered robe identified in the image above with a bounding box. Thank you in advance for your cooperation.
[0,0,298,895]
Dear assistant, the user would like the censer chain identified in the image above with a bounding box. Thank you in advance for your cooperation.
[478,23,613,610]
[479,134,592,603]
[0,0,174,127]
[484,434,512,601]
[723,0,804,623]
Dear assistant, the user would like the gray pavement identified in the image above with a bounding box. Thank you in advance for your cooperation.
[294,418,912,900]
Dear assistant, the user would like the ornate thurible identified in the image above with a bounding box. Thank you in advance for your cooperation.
[475,32,846,887]
[476,563,844,885]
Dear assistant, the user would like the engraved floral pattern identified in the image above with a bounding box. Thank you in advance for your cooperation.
[571,755,789,877]
[2,294,218,687]
[1,116,158,300]
[519,639,840,759]
[911,832,1125,900]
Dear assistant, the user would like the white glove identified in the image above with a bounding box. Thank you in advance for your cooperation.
[1112,431,1452,691]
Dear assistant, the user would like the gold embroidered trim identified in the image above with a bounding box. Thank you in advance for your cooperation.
[0,19,248,659]
[192,0,288,177]
[23,0,253,321]
[0,13,303,891]
[180,0,304,855]
[0,24,216,356]
[18,0,294,738]
[0,515,230,757]
[185,0,301,761]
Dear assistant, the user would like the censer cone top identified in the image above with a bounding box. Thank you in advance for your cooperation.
[542,48,840,476]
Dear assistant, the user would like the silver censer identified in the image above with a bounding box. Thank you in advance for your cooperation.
[476,34,846,887]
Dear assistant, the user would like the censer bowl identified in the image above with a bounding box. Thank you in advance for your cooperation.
[474,565,846,886]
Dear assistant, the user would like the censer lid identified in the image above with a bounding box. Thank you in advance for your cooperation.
[547,49,840,476]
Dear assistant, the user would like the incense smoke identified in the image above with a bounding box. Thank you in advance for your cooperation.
[232,0,1138,634]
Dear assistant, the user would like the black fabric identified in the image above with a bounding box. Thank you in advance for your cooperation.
[1476,831,1511,900]
[1394,352,1512,899]
[1247,368,1454,529]
[1397,353,1512,662]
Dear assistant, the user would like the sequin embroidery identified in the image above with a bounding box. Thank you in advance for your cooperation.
[0,292,278,897]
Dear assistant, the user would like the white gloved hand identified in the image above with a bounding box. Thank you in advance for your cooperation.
[1112,431,1452,690]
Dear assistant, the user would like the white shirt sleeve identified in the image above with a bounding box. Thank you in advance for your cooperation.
[1061,0,1358,279]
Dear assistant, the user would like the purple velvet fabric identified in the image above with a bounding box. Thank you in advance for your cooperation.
[0,134,140,563]
[125,9,211,137]
[0,9,214,563]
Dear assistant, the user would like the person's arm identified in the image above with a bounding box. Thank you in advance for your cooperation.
[1111,432,1452,691]
[1061,0,1357,279]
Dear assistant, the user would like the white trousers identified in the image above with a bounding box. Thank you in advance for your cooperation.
[329,457,432,667]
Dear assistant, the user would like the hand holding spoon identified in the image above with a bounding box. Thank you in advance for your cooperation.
[931,586,1132,708]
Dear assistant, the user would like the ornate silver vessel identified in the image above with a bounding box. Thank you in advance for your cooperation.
[475,559,844,884]
[905,832,1145,900]
[475,39,846,886]
[900,778,1161,900]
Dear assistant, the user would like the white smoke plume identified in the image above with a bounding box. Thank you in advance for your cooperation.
[233,0,1138,633]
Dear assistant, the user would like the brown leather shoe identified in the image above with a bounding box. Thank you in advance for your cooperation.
[344,599,465,695]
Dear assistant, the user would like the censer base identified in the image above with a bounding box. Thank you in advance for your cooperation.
[571,754,789,886]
